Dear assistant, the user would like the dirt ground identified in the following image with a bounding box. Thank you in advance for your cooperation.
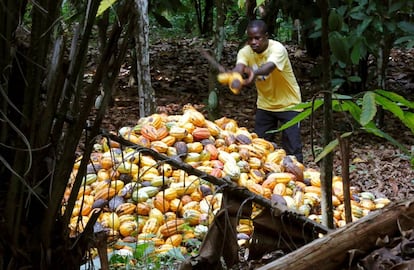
[101,38,414,203]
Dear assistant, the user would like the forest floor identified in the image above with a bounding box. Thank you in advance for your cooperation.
[99,38,414,203]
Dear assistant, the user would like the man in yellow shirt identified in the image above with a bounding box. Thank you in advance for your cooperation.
[232,19,303,162]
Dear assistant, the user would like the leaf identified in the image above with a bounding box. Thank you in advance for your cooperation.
[97,0,117,17]
[389,2,405,14]
[349,9,366,20]
[314,138,339,163]
[347,75,361,82]
[340,132,353,138]
[256,0,266,6]
[375,89,414,109]
[329,31,349,64]
[394,36,414,48]
[274,102,324,133]
[238,0,245,8]
[331,78,345,88]
[332,93,353,100]
[402,111,414,133]
[356,17,373,35]
[309,30,322,39]
[384,21,396,33]
[360,91,377,126]
[287,99,324,110]
[350,40,361,65]
[314,132,352,163]
[372,18,384,33]
[398,21,414,34]
[343,100,362,120]
[363,124,410,155]
[374,93,405,119]
[166,247,186,260]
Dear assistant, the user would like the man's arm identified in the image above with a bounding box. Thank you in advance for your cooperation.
[232,63,246,74]
[253,62,276,76]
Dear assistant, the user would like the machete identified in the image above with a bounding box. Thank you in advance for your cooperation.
[200,49,227,73]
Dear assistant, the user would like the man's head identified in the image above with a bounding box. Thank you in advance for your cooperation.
[246,20,269,54]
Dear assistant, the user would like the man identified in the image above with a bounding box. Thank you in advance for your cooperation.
[232,19,303,163]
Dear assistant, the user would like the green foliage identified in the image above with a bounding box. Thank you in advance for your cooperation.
[309,0,413,88]
[109,239,194,269]
[276,90,414,165]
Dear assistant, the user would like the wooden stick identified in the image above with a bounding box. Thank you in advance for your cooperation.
[256,198,414,270]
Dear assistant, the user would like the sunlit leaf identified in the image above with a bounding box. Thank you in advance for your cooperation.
[343,100,362,120]
[402,111,414,133]
[347,75,361,82]
[374,93,404,119]
[332,93,353,100]
[375,89,414,109]
[274,102,324,132]
[97,0,117,17]
[314,139,339,163]
[360,92,376,126]
[256,0,266,6]
[286,99,324,110]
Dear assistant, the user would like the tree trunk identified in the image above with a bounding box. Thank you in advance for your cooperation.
[256,198,414,270]
[134,0,156,118]
[246,0,257,20]
[316,0,334,229]
[202,0,214,36]
[262,0,279,36]
[207,0,227,119]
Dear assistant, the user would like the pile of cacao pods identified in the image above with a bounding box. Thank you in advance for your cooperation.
[64,104,391,257]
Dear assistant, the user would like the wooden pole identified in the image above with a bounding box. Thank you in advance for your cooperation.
[256,198,414,270]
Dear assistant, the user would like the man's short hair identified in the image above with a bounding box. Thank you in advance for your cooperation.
[247,20,268,35]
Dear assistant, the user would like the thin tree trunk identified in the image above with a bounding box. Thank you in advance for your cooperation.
[134,0,156,118]
[316,0,334,229]
[202,0,214,35]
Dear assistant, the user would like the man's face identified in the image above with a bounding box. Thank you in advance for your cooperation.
[247,26,268,54]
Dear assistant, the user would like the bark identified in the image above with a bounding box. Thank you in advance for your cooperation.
[208,0,227,119]
[339,135,352,223]
[262,0,279,36]
[256,198,414,270]
[245,0,257,20]
[134,0,156,118]
[316,0,334,229]
[202,0,214,35]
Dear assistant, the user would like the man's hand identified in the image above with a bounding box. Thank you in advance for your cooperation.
[242,66,255,85]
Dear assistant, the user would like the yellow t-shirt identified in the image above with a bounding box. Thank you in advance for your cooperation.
[236,40,301,111]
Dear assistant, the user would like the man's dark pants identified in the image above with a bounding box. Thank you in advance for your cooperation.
[254,109,303,163]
